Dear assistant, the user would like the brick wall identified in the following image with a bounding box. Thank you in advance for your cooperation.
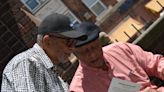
[62,0,118,23]
[0,0,37,87]
[100,0,157,33]
[101,0,118,6]
[9,0,37,47]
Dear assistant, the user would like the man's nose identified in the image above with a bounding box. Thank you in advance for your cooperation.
[89,52,96,59]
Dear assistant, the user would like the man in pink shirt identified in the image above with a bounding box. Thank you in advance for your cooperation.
[69,22,164,92]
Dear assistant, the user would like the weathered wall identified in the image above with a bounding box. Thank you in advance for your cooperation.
[62,0,96,22]
[134,15,164,55]
[101,0,117,6]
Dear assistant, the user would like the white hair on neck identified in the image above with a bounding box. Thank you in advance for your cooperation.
[37,34,43,45]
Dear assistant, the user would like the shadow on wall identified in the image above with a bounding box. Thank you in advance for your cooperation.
[133,15,164,55]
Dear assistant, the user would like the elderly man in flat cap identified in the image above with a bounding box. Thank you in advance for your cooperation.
[1,13,86,92]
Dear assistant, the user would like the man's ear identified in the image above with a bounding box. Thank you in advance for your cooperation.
[42,35,51,47]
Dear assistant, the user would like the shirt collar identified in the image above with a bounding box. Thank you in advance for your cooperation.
[33,43,54,69]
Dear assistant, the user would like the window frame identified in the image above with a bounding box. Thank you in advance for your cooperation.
[82,0,107,16]
[20,0,49,13]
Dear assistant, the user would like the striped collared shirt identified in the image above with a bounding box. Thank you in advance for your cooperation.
[1,43,68,92]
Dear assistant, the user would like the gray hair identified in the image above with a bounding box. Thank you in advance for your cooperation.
[37,34,44,45]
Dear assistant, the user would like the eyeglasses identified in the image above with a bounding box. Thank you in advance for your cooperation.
[48,33,70,39]
[48,33,77,47]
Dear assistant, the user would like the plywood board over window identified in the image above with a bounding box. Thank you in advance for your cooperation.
[109,16,144,42]
[145,0,164,14]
